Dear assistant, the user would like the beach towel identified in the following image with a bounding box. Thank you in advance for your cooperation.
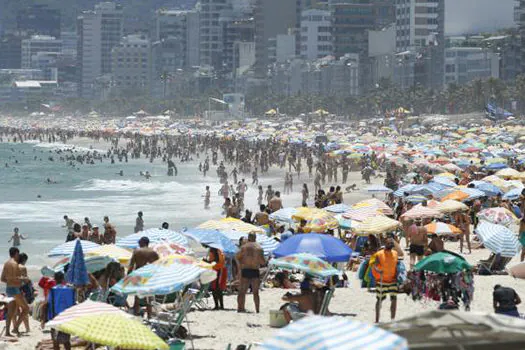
[48,285,75,321]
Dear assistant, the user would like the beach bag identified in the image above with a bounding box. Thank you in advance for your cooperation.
[396,260,407,285]
[21,282,35,304]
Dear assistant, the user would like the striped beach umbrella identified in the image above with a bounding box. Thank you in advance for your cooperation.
[269,207,298,223]
[86,244,132,265]
[324,204,351,214]
[343,207,383,222]
[260,316,407,350]
[116,228,189,249]
[352,216,401,236]
[48,239,101,258]
[47,300,130,327]
[424,222,461,236]
[475,221,520,258]
[221,230,279,255]
[111,255,217,297]
[353,198,394,215]
[435,200,469,214]
[503,188,522,200]
[198,218,266,234]
[401,204,443,221]
[364,184,393,194]
[405,194,428,204]
[182,228,238,256]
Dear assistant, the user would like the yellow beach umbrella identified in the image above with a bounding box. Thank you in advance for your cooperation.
[198,218,266,234]
[291,207,338,232]
[58,314,168,350]
[495,168,521,179]
[352,216,400,236]
[86,244,132,265]
[437,200,469,214]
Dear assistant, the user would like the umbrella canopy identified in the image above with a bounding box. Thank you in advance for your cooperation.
[342,207,383,222]
[352,216,401,236]
[58,314,168,350]
[436,200,469,214]
[414,251,471,273]
[117,228,189,249]
[400,204,443,221]
[111,255,217,296]
[273,233,352,262]
[353,198,394,215]
[48,240,100,257]
[151,241,192,258]
[47,300,130,327]
[260,316,407,350]
[469,181,502,197]
[503,187,522,200]
[291,208,339,233]
[198,218,266,234]
[222,230,279,255]
[269,253,340,278]
[424,222,461,236]
[440,190,469,202]
[477,207,518,227]
[86,244,132,265]
[364,185,393,194]
[65,240,89,286]
[496,168,521,178]
[324,204,351,214]
[50,255,114,276]
[382,310,525,348]
[474,221,520,257]
[269,208,298,223]
[182,228,238,255]
[405,195,428,204]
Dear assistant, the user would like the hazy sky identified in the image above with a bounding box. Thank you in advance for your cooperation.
[446,0,516,35]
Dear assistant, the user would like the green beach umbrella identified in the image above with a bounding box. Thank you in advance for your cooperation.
[414,251,471,274]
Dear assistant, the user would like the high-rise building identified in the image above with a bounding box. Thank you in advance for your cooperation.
[444,47,499,86]
[517,0,525,75]
[199,0,232,70]
[300,9,332,60]
[395,0,445,89]
[0,34,23,69]
[77,2,123,98]
[111,35,152,94]
[16,4,61,39]
[21,35,62,69]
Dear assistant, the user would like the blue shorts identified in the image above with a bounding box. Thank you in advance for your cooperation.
[6,286,20,297]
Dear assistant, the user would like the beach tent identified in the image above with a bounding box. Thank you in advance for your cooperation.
[382,310,525,349]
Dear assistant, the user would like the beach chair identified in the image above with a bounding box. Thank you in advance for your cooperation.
[477,254,512,275]
[318,287,335,316]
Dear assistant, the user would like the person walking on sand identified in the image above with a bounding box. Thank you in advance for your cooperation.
[1,247,30,337]
[134,211,144,233]
[408,219,427,269]
[128,237,159,317]
[8,227,26,247]
[236,233,265,313]
[372,238,398,323]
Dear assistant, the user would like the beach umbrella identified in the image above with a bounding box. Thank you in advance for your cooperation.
[475,222,520,257]
[198,217,266,234]
[260,316,407,350]
[269,207,298,223]
[86,244,132,265]
[352,216,401,236]
[111,255,216,296]
[269,253,340,278]
[334,214,353,230]
[48,240,101,257]
[182,228,238,255]
[117,228,189,249]
[272,233,352,262]
[394,184,418,197]
[222,230,279,255]
[324,204,351,214]
[401,204,443,221]
[65,239,89,286]
[503,188,522,200]
[414,251,471,274]
[58,314,168,350]
[486,163,507,170]
[424,222,462,236]
[405,194,428,204]
[468,181,502,197]
[440,190,469,202]
[431,176,457,188]
[342,207,383,222]
[364,185,393,194]
[496,168,521,178]
[477,207,518,227]
[435,200,469,214]
[47,300,130,327]
[353,198,394,215]
[50,255,114,275]
[291,208,339,233]
[151,241,193,258]
[508,261,525,279]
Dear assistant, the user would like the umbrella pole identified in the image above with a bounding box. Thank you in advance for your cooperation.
[185,313,195,350]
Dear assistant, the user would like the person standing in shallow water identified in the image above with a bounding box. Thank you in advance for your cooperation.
[134,211,144,233]
[8,227,26,247]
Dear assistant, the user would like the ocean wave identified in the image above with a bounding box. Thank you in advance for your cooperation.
[73,178,193,193]
[34,142,104,153]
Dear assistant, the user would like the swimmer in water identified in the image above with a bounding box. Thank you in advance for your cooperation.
[8,227,27,247]
[117,170,124,176]
[144,171,151,180]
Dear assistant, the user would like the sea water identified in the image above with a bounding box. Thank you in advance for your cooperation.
[0,141,288,271]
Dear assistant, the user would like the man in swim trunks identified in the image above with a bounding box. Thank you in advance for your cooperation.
[128,237,159,316]
[408,219,427,269]
[1,247,29,336]
[236,233,265,313]
[372,238,398,323]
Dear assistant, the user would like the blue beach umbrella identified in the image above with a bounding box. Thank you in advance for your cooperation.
[65,239,89,286]
[324,204,351,214]
[260,316,408,350]
[269,208,298,223]
[182,228,238,256]
[364,185,393,194]
[220,230,279,256]
[405,194,428,204]
[273,233,352,262]
[475,221,520,258]
[117,228,188,249]
[469,181,502,197]
[503,188,522,200]
[48,240,101,258]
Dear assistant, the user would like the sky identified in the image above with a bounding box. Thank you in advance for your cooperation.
[446,0,517,35]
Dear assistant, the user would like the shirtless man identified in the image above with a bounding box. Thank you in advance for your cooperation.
[236,233,265,313]
[254,205,270,226]
[268,191,283,213]
[134,211,144,233]
[408,219,427,269]
[8,228,26,247]
[1,247,29,336]
[128,237,159,316]
[103,216,116,244]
